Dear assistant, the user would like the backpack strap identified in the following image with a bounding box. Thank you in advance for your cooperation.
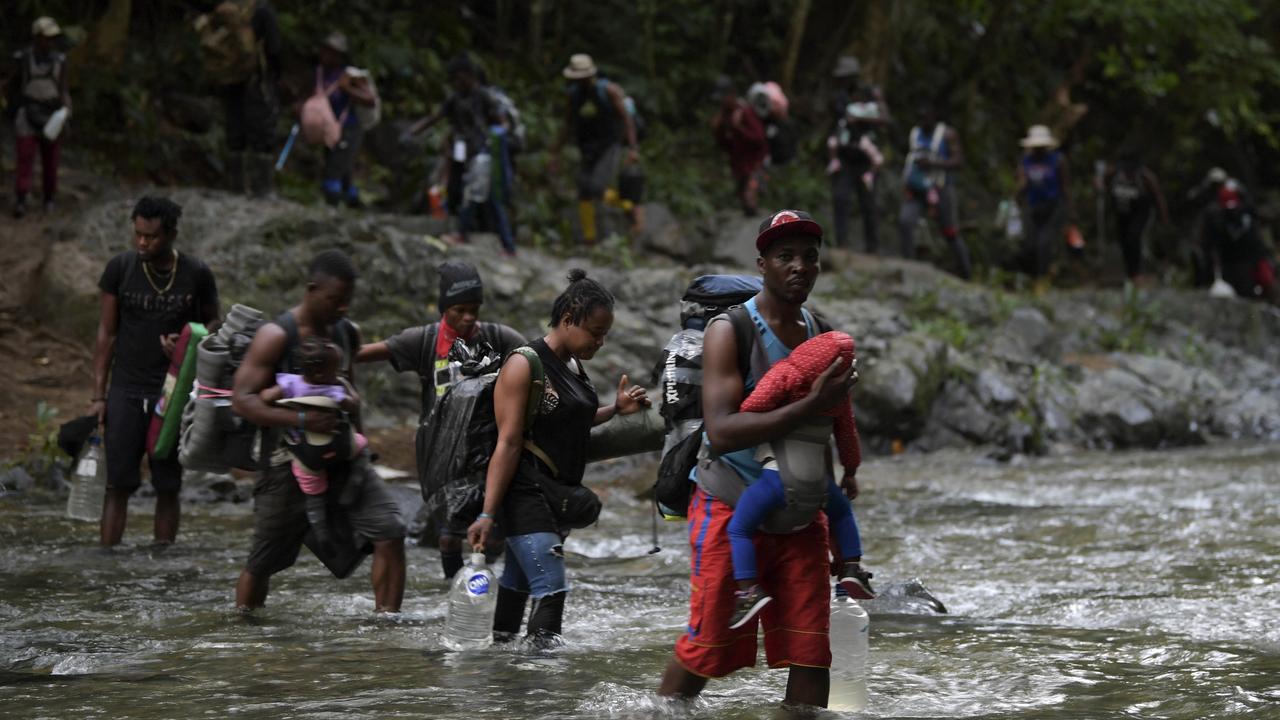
[274,310,300,373]
[725,305,758,390]
[417,321,439,380]
[505,346,557,477]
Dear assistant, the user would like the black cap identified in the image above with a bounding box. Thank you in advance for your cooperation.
[437,261,483,310]
[756,210,823,253]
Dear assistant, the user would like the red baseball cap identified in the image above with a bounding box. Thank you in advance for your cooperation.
[756,209,823,253]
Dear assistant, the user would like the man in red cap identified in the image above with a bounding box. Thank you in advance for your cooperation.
[658,210,858,710]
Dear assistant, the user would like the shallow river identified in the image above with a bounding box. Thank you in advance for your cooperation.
[2,443,1278,719]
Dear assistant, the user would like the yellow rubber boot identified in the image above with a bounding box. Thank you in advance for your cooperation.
[578,200,598,245]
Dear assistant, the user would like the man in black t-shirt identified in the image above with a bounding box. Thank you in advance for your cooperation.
[91,197,220,547]
[357,261,525,578]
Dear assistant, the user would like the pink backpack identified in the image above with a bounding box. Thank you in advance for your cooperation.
[300,67,348,148]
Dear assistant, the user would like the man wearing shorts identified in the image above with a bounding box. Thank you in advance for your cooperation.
[91,196,220,547]
[231,249,406,613]
[657,210,858,708]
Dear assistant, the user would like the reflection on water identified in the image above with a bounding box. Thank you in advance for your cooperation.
[2,443,1278,718]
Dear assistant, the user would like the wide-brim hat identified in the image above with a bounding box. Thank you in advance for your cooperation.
[1020,124,1058,149]
[32,16,62,38]
[563,53,597,80]
[321,31,349,56]
[277,396,341,446]
[832,55,861,79]
[756,209,823,254]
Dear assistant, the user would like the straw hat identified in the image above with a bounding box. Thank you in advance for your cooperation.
[1019,124,1058,149]
[832,56,861,79]
[321,31,349,56]
[563,53,598,80]
[32,17,62,38]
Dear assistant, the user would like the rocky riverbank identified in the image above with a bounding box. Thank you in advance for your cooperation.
[5,187,1280,483]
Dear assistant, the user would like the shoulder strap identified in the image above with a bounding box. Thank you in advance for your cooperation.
[596,78,610,105]
[725,306,757,387]
[335,318,355,372]
[274,310,299,372]
[417,322,438,378]
[508,345,558,476]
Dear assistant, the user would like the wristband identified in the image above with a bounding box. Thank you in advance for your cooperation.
[477,512,494,520]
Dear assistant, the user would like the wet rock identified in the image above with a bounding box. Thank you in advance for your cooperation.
[856,332,948,440]
[989,307,1053,363]
[0,466,35,493]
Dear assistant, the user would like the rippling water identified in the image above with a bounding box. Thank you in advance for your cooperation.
[2,443,1278,718]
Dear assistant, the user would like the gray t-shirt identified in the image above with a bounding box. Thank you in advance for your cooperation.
[383,320,527,423]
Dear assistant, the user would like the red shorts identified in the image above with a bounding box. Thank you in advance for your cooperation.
[673,487,832,678]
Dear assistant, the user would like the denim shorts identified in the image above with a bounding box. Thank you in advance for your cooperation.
[499,531,567,598]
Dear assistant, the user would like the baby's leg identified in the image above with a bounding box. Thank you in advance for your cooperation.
[726,470,787,585]
[292,461,329,496]
[824,477,862,562]
[348,431,369,460]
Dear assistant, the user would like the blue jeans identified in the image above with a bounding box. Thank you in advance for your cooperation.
[499,531,567,599]
[727,472,863,581]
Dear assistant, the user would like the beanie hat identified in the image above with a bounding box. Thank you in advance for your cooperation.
[437,261,484,310]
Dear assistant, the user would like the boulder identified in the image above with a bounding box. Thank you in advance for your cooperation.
[855,332,948,440]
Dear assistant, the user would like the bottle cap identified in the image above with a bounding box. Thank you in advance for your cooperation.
[469,553,485,567]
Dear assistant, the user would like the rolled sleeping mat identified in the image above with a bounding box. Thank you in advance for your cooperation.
[586,402,664,463]
[178,397,229,473]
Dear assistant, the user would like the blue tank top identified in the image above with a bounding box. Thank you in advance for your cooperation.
[1023,151,1062,207]
[696,297,817,486]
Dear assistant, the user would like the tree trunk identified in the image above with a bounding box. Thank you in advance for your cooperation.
[529,0,546,63]
[781,0,812,92]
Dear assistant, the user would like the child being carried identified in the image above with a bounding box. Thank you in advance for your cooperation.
[260,336,368,548]
[727,330,874,630]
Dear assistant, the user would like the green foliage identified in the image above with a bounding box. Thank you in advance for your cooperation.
[24,401,61,469]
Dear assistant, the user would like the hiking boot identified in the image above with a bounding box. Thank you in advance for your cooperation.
[727,585,772,630]
[837,561,876,600]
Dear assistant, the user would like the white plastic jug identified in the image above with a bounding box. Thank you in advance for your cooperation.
[829,595,869,712]
[442,553,497,650]
[43,107,69,141]
[66,435,105,522]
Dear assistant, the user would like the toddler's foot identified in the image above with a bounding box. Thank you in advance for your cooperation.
[837,561,876,599]
[728,584,772,630]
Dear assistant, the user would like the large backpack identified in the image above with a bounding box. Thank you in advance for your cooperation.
[177,306,355,473]
[651,275,761,519]
[300,67,347,147]
[651,277,835,520]
[485,85,526,155]
[417,347,547,532]
[195,0,261,86]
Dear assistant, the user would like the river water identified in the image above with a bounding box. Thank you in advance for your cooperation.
[2,443,1277,719]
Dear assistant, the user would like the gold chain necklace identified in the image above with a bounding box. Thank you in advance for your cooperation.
[142,249,179,294]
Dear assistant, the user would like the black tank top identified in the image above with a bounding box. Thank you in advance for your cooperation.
[570,79,622,159]
[499,337,599,536]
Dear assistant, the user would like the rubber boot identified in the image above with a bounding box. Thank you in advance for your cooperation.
[525,590,567,649]
[577,200,597,245]
[304,493,333,551]
[225,152,246,195]
[493,586,529,643]
[247,152,275,199]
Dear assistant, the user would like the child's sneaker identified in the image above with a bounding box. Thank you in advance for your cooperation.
[728,585,772,630]
[837,561,876,599]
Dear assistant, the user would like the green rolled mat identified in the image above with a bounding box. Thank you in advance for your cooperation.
[586,403,664,463]
[147,322,209,460]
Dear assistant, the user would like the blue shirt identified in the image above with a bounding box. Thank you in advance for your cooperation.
[1023,151,1062,208]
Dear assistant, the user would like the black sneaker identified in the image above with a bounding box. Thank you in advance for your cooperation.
[727,585,772,630]
[837,562,876,600]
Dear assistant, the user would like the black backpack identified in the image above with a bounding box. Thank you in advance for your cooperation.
[651,275,761,519]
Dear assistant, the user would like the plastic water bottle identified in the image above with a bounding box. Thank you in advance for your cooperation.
[829,594,870,712]
[442,553,497,650]
[66,436,106,522]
